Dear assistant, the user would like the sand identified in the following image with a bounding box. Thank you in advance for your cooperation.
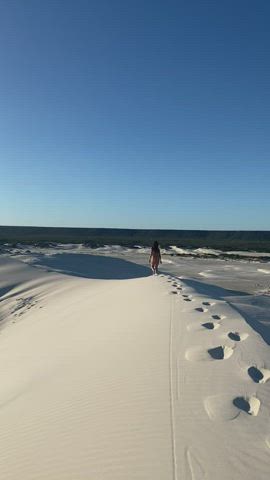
[0,250,270,479]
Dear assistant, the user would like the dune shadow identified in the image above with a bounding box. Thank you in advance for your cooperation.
[230,297,270,346]
[0,285,18,301]
[179,278,270,346]
[180,278,247,300]
[30,253,151,280]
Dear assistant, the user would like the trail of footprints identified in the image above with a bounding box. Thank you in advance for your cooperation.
[186,291,269,418]
[166,274,269,423]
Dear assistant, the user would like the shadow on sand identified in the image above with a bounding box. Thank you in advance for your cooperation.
[180,278,247,299]
[181,278,270,346]
[230,298,270,346]
[30,253,151,280]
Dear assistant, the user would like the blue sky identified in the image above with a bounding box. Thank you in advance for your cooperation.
[1,0,269,230]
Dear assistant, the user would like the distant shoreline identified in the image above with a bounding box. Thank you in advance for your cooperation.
[1,225,270,253]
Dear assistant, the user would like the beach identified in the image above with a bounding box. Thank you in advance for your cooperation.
[0,247,270,479]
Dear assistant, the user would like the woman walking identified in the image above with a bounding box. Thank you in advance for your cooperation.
[149,241,162,275]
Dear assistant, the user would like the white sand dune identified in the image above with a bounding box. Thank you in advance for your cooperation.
[258,268,270,275]
[1,253,270,479]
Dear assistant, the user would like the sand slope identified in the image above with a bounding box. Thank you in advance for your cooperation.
[0,256,270,479]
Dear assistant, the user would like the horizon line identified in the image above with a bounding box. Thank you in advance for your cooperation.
[1,225,270,233]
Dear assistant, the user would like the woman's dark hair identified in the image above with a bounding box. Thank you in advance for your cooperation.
[152,241,159,252]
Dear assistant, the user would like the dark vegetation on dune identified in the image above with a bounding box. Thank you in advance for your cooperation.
[0,226,270,252]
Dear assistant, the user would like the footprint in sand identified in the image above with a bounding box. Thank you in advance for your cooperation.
[195,307,208,313]
[202,301,216,307]
[247,366,270,384]
[202,322,220,330]
[183,297,193,302]
[233,396,260,416]
[228,332,249,342]
[208,346,234,360]
[185,345,234,361]
[212,314,226,320]
[205,394,260,421]
[205,394,237,421]
[170,291,178,295]
[185,346,208,361]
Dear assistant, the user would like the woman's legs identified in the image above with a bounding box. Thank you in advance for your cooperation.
[151,261,159,275]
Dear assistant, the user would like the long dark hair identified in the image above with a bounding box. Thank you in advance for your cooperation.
[152,241,160,252]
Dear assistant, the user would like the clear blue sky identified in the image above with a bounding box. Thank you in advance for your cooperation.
[1,0,269,230]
